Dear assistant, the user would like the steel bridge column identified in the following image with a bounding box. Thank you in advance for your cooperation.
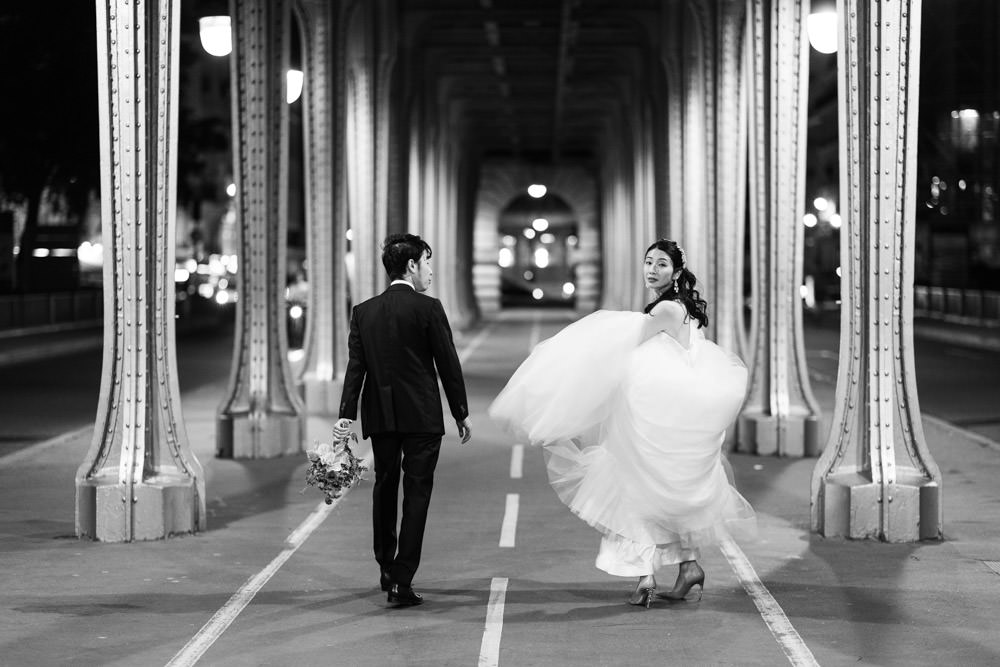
[76,0,205,540]
[812,0,942,541]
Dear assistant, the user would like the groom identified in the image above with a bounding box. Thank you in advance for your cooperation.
[334,233,472,607]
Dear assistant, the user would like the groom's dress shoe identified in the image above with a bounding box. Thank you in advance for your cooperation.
[387,584,423,606]
[380,571,392,592]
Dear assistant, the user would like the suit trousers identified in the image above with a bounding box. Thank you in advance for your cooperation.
[370,433,442,586]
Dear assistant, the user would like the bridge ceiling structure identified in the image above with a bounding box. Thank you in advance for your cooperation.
[401,0,661,163]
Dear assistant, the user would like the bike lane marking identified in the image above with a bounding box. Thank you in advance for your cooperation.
[720,537,819,667]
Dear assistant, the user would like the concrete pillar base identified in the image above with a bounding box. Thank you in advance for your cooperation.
[738,410,819,457]
[76,471,204,542]
[817,470,942,541]
[300,377,343,417]
[216,412,303,459]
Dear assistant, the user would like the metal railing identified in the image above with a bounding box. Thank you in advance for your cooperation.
[0,290,103,333]
[914,286,1000,327]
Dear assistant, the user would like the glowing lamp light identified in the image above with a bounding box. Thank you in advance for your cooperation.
[835,266,842,277]
[198,16,232,57]
[346,228,354,242]
[539,233,555,244]
[174,268,191,283]
[77,241,104,268]
[527,184,547,198]
[215,290,231,305]
[198,283,215,299]
[498,247,514,268]
[286,69,304,104]
[532,218,549,232]
[534,247,550,268]
[562,282,576,296]
[226,183,236,197]
[523,228,536,240]
[803,213,818,228]
[807,11,838,54]
[829,213,842,229]
[813,196,829,212]
[32,248,50,258]
[531,288,544,300]
[289,305,304,320]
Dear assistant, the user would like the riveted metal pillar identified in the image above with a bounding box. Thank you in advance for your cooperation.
[217,0,305,458]
[739,0,821,457]
[76,0,205,541]
[294,0,341,415]
[681,2,712,281]
[812,0,941,541]
[711,0,748,360]
[345,1,379,306]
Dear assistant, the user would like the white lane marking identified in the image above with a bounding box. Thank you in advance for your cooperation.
[0,425,91,467]
[478,577,509,667]
[499,493,519,548]
[528,315,542,351]
[459,325,494,365]
[166,455,372,667]
[719,538,819,667]
[510,444,524,479]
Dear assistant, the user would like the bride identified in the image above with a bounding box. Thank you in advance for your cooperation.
[489,239,755,607]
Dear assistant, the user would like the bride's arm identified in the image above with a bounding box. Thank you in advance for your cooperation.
[642,300,687,342]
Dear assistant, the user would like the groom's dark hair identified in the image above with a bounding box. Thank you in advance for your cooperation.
[382,233,433,280]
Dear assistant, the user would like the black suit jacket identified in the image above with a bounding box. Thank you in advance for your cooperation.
[339,283,469,439]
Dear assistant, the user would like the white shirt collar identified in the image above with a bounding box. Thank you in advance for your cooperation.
[390,279,415,290]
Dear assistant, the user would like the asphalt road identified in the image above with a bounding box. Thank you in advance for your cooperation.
[3,310,1000,666]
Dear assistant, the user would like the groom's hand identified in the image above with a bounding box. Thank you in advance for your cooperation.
[333,418,353,440]
[457,417,472,444]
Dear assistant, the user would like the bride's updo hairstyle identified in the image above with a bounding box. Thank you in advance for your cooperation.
[643,239,709,329]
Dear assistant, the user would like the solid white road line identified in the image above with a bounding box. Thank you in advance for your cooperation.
[498,493,519,548]
[166,455,373,667]
[0,425,92,467]
[478,577,509,667]
[719,538,819,667]
[509,444,524,479]
[459,324,494,365]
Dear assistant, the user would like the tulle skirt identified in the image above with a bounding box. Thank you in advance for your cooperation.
[489,310,756,576]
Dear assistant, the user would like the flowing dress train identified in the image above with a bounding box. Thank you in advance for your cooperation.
[489,310,756,576]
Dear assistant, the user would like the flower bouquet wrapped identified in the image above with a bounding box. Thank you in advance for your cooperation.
[304,433,368,504]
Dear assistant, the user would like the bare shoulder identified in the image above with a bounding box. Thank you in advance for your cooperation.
[649,300,686,319]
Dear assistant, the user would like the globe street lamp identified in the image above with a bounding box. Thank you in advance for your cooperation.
[198,16,232,57]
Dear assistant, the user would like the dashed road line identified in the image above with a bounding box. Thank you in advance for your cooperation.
[478,577,509,667]
[719,537,819,667]
[509,444,524,479]
[499,493,519,548]
[528,314,542,351]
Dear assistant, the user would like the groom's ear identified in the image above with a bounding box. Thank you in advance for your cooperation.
[406,258,418,275]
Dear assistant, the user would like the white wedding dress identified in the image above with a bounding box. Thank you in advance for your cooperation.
[489,310,756,576]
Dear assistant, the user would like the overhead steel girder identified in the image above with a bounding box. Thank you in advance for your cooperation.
[216,0,305,458]
[739,0,821,457]
[811,0,942,542]
[76,0,205,541]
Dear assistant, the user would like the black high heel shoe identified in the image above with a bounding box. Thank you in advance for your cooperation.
[660,563,705,602]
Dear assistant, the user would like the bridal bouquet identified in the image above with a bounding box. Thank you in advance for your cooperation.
[304,433,367,504]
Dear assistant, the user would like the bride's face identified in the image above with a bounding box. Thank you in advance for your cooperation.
[643,249,679,292]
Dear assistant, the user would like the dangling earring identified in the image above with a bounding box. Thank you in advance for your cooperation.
[673,281,679,294]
